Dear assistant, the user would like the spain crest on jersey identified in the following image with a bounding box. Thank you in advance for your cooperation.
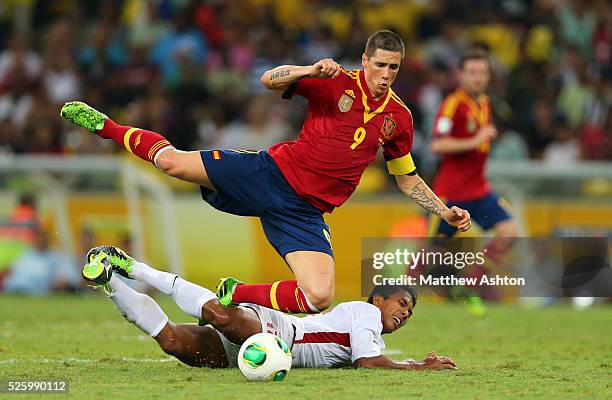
[381,116,397,139]
[467,117,477,133]
[338,94,353,113]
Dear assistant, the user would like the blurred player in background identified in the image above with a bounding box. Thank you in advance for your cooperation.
[429,49,518,313]
[61,30,471,316]
[82,245,456,371]
[431,49,517,240]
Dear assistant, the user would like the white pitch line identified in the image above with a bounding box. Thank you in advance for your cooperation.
[121,357,178,363]
[0,357,178,364]
[381,348,403,356]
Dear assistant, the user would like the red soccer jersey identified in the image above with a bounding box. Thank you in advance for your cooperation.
[269,69,416,213]
[431,88,493,201]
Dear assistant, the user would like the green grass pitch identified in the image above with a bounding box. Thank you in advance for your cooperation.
[1,295,610,399]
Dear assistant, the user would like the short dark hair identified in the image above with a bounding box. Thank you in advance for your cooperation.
[365,30,405,58]
[367,284,417,307]
[459,48,491,69]
[19,193,35,208]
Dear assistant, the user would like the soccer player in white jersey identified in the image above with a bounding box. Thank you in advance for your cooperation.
[83,246,456,371]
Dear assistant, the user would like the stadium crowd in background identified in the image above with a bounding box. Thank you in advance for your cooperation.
[0,0,610,182]
[0,195,82,294]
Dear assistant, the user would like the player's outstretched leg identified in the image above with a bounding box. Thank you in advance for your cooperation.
[60,101,173,165]
[60,101,214,189]
[89,245,263,343]
[87,245,217,318]
[83,253,229,367]
[82,253,169,338]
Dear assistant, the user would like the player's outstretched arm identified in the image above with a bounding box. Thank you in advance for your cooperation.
[430,124,498,154]
[353,352,457,371]
[395,174,471,232]
[260,58,341,90]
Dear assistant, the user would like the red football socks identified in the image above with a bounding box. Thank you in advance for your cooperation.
[483,236,516,263]
[99,119,173,164]
[233,280,319,314]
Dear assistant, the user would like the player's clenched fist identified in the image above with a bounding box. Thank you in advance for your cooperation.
[310,58,341,79]
[475,124,498,144]
[442,206,471,232]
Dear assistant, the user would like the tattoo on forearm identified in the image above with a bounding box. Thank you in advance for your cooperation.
[409,182,444,216]
[270,70,290,80]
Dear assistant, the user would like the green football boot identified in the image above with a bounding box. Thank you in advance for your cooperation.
[465,295,487,317]
[60,101,108,132]
[201,276,243,325]
[82,252,113,295]
[86,245,134,279]
[215,277,243,307]
[450,285,487,317]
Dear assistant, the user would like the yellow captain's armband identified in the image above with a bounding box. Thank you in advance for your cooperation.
[386,153,416,175]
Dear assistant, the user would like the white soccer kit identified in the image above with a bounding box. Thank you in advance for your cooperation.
[219,301,386,368]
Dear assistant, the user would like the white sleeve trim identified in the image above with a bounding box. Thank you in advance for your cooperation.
[435,116,453,135]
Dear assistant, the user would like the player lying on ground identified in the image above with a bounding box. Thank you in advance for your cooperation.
[83,245,456,370]
[61,30,470,316]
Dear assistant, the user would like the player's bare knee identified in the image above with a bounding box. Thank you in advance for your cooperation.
[155,149,185,179]
[496,221,518,239]
[206,307,235,333]
[304,286,334,311]
[160,340,181,357]
[311,294,333,311]
[156,325,183,356]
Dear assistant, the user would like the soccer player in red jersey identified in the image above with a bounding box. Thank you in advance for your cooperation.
[430,49,517,240]
[429,50,518,313]
[61,31,471,315]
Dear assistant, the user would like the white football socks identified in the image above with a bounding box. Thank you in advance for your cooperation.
[170,277,216,319]
[130,261,177,294]
[108,275,168,337]
[129,261,216,319]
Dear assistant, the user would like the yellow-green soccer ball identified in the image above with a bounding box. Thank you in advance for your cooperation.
[238,333,292,381]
